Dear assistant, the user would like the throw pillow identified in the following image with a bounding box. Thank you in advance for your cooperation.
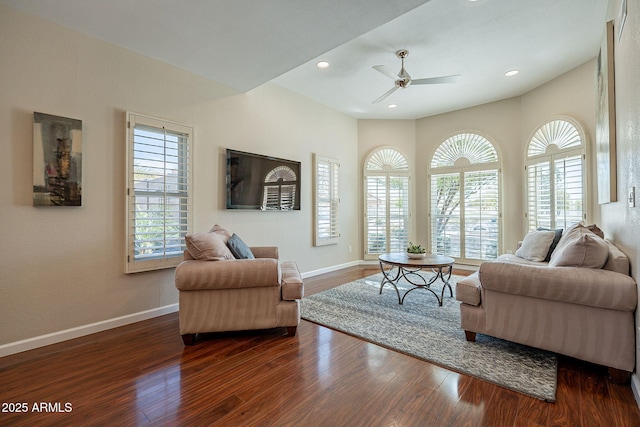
[585,223,605,238]
[210,224,232,243]
[548,226,609,268]
[602,240,630,274]
[185,232,235,261]
[515,230,556,262]
[537,227,563,261]
[227,233,255,259]
[551,222,582,255]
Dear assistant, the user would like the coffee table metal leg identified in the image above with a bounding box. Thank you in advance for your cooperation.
[400,266,454,306]
[379,261,402,304]
[437,265,453,305]
[444,265,453,297]
[399,267,440,305]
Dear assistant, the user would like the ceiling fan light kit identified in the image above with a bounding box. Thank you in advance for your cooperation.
[372,49,461,104]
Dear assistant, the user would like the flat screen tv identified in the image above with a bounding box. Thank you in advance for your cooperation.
[226,149,301,210]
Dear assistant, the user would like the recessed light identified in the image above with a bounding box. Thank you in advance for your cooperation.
[505,69,519,77]
[387,104,398,109]
[316,61,330,69]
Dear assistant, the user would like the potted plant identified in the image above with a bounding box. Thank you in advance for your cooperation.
[406,242,426,259]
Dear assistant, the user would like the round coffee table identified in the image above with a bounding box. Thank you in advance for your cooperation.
[378,253,455,306]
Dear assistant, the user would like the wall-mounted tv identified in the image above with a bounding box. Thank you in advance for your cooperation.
[226,149,301,210]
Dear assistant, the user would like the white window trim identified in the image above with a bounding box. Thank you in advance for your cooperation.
[363,147,412,260]
[524,117,588,232]
[428,132,502,265]
[313,153,340,246]
[125,112,193,274]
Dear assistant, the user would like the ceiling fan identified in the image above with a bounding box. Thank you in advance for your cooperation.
[372,49,461,104]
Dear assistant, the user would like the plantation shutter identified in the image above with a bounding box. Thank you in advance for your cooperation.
[554,155,584,229]
[126,113,192,273]
[388,175,410,253]
[464,170,499,260]
[430,173,461,257]
[314,154,340,246]
[366,175,388,254]
[364,148,411,258]
[526,160,552,230]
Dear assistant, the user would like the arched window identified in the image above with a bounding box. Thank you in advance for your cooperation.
[526,118,586,231]
[364,147,410,259]
[262,165,297,210]
[429,133,501,264]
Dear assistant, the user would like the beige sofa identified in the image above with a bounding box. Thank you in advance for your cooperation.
[456,223,637,382]
[174,226,303,345]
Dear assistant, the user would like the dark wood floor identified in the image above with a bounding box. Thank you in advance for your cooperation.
[1,265,640,426]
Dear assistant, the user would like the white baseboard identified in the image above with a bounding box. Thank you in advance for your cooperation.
[632,373,640,410]
[301,260,363,278]
[0,304,179,358]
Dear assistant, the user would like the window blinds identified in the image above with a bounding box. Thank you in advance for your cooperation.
[314,155,340,246]
[125,113,192,273]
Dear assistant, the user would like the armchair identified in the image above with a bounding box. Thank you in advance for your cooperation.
[175,236,303,345]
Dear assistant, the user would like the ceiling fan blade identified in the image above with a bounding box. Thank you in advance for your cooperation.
[373,65,399,80]
[372,85,399,104]
[411,74,461,85]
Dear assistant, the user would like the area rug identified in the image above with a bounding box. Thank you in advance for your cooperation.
[300,273,557,401]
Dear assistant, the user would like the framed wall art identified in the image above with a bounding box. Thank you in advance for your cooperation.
[618,0,627,41]
[595,20,617,204]
[33,112,83,206]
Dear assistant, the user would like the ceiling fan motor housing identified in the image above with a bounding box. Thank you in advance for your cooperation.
[396,78,410,88]
[395,50,411,86]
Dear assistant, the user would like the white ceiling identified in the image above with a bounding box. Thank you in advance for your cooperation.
[2,0,609,119]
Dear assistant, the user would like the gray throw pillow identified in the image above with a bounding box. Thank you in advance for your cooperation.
[537,227,563,261]
[227,233,255,259]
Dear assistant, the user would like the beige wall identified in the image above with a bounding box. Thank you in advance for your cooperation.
[600,0,640,382]
[0,5,359,347]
